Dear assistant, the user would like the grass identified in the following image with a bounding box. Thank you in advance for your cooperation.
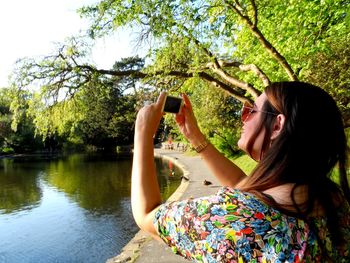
[231,154,257,175]
[231,155,348,186]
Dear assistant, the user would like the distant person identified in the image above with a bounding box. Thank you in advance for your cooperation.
[131,82,350,262]
[167,136,174,150]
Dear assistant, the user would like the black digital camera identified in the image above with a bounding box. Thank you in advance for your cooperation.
[162,95,184,114]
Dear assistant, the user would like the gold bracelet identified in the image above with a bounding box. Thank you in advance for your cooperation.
[193,139,209,153]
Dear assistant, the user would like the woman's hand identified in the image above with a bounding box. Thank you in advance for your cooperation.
[135,92,167,140]
[175,94,206,145]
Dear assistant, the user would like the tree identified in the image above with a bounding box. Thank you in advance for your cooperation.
[11,0,350,127]
[0,88,43,153]
[0,88,13,153]
[23,58,142,150]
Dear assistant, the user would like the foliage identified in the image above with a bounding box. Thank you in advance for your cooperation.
[2,56,143,153]
[27,81,137,151]
[6,0,350,154]
[13,0,349,126]
[0,88,43,154]
[7,56,143,152]
[210,128,241,158]
[184,78,242,157]
[0,89,12,151]
[79,0,350,126]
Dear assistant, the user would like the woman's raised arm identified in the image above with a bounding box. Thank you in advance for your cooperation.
[131,92,166,239]
[176,94,247,187]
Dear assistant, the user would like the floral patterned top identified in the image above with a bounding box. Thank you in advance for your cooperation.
[154,187,350,262]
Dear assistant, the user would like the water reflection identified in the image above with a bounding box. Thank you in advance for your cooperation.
[0,154,182,262]
[43,155,133,213]
[156,158,183,200]
[0,158,42,213]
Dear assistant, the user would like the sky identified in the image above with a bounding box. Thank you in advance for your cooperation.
[0,0,144,87]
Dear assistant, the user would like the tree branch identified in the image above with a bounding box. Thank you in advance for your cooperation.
[207,60,271,87]
[181,25,221,69]
[77,64,147,78]
[198,72,250,102]
[206,62,260,98]
[60,63,253,103]
[249,0,258,27]
[224,0,298,81]
[238,64,270,87]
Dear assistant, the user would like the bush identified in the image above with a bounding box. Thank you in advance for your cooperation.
[210,128,241,159]
[0,146,15,154]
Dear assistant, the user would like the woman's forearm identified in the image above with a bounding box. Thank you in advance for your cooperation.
[131,133,162,233]
[201,144,246,187]
[190,135,246,187]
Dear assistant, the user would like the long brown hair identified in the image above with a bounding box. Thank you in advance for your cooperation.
[240,82,349,245]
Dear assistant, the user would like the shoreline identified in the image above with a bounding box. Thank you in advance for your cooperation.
[107,148,220,263]
[106,150,191,263]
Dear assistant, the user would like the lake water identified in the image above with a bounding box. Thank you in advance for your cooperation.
[0,153,182,263]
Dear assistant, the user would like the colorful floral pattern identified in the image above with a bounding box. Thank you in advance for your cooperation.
[154,187,350,262]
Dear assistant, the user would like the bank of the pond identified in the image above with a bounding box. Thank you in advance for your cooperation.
[107,148,221,263]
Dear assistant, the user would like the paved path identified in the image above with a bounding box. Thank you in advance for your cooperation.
[107,148,221,263]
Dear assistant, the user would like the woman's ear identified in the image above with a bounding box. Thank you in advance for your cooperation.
[271,114,286,140]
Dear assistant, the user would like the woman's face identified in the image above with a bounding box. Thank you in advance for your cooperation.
[238,93,268,161]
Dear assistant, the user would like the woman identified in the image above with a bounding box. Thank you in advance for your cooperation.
[131,82,350,262]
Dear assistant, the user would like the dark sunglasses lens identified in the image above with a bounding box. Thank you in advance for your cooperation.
[241,107,249,122]
[241,102,253,122]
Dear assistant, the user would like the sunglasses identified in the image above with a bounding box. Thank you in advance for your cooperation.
[241,101,278,122]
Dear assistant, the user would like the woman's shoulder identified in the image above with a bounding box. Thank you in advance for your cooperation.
[216,186,260,201]
[216,187,299,221]
[217,187,275,210]
[157,187,295,226]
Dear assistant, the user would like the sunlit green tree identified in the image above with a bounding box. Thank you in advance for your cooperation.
[10,0,350,149]
[0,88,43,153]
[23,58,142,150]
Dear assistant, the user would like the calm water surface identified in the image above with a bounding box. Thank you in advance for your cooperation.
[0,154,182,263]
